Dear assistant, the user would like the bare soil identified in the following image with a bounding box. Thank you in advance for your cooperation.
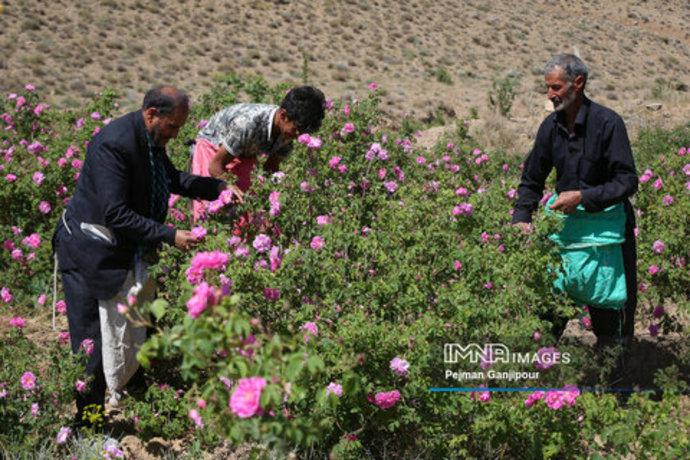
[1,0,689,154]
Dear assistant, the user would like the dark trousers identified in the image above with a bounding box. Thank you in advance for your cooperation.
[61,268,107,418]
[589,203,637,338]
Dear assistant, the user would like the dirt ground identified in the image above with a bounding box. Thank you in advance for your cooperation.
[1,0,689,155]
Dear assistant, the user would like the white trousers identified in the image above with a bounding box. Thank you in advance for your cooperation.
[99,265,153,393]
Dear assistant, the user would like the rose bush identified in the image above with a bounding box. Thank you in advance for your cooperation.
[0,77,688,457]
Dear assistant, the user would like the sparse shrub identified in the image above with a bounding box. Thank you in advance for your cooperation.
[301,51,311,85]
[488,72,520,118]
[435,66,453,85]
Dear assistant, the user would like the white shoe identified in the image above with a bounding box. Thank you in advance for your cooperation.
[108,391,123,408]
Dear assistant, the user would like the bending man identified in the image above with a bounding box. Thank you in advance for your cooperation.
[190,85,325,221]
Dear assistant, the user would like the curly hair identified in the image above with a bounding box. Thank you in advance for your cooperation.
[280,86,326,134]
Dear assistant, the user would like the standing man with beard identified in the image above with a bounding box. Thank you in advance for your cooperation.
[512,54,638,351]
[53,86,227,426]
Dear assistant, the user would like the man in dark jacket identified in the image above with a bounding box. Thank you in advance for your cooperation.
[512,54,638,348]
[53,86,226,423]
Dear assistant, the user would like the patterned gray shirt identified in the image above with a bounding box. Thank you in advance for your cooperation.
[197,103,293,159]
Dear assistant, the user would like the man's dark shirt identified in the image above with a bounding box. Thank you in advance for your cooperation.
[512,97,638,223]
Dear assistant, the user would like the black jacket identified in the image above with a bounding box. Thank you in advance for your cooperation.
[512,97,638,223]
[54,110,223,299]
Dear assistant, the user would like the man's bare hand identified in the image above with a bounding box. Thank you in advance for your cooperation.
[550,191,582,214]
[513,222,533,234]
[174,230,198,251]
[227,184,244,204]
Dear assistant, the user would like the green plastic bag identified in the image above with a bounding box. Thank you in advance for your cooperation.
[545,194,627,309]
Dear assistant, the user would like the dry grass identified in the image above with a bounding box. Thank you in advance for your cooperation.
[0,0,688,140]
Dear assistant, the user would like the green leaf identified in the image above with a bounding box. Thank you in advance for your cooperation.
[150,299,169,321]
[136,349,150,368]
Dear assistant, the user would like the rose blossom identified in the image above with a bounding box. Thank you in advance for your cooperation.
[188,408,204,428]
[191,226,207,240]
[252,234,272,253]
[652,240,665,254]
[38,201,51,214]
[20,371,36,390]
[302,321,318,342]
[389,357,410,377]
[316,215,331,226]
[81,338,94,355]
[326,382,343,398]
[229,377,267,418]
[310,236,325,251]
[75,380,87,393]
[56,426,72,445]
[9,316,26,329]
[373,390,401,409]
[22,233,41,249]
[186,282,220,318]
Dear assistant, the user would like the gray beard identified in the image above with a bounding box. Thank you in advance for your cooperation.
[553,86,577,112]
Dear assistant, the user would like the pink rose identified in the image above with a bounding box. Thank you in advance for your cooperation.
[229,377,267,418]
[188,408,204,428]
[310,236,325,251]
[53,299,67,314]
[301,321,319,342]
[58,331,70,345]
[383,181,398,193]
[9,316,26,329]
[80,338,95,355]
[252,234,272,253]
[389,357,410,377]
[20,371,36,390]
[341,122,355,135]
[545,391,564,410]
[373,390,401,409]
[524,391,545,407]
[22,233,41,249]
[326,382,343,397]
[38,201,51,214]
[75,380,87,393]
[56,426,72,445]
[1,287,14,304]
[186,282,220,318]
[191,226,207,240]
[316,215,331,226]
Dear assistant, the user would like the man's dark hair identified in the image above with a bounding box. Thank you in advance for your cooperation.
[280,86,326,134]
[142,85,190,115]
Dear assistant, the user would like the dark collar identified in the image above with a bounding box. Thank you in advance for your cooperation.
[134,110,149,154]
[574,96,590,126]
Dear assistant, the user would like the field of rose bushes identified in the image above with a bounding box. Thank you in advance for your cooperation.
[1,75,689,459]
